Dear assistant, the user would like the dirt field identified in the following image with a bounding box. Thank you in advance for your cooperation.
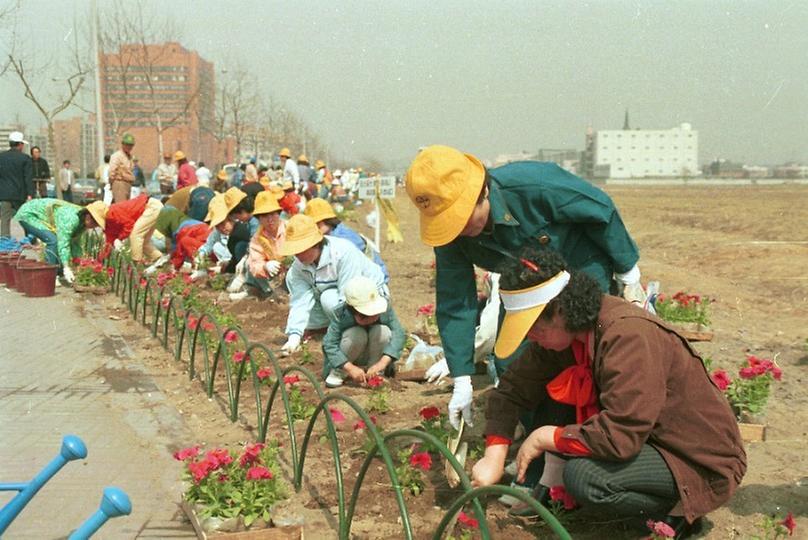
[107,184,807,539]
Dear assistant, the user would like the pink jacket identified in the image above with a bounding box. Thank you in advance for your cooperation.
[247,222,286,278]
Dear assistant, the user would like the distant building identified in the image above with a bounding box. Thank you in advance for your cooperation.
[591,122,699,179]
[537,148,580,175]
[0,124,25,147]
[100,41,216,171]
[773,163,808,178]
[708,159,744,178]
[492,151,536,167]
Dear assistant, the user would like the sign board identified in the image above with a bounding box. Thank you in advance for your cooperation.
[358,176,397,200]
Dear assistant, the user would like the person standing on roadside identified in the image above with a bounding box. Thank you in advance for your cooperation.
[279,148,300,192]
[31,146,51,198]
[58,160,75,203]
[195,161,212,187]
[175,151,197,190]
[156,152,177,194]
[0,131,34,237]
[96,154,112,204]
[109,133,136,203]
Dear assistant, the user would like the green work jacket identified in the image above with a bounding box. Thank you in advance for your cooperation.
[434,161,640,377]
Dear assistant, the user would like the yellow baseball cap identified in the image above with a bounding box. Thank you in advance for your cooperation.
[494,271,571,358]
[206,194,229,228]
[279,214,323,256]
[405,145,485,247]
[85,201,108,229]
[253,191,282,216]
[223,187,247,212]
[303,198,336,223]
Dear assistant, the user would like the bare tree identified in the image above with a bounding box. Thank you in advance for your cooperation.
[6,17,90,199]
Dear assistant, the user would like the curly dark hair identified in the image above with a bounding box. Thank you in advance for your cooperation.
[497,246,602,332]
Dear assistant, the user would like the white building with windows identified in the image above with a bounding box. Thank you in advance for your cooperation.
[593,123,698,178]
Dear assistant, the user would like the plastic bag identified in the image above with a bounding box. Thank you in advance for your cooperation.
[403,334,444,371]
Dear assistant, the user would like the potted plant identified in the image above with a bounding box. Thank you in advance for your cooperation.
[73,257,113,294]
[654,290,713,341]
[176,442,298,539]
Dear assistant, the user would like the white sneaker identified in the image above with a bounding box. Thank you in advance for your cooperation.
[228,290,248,301]
[325,369,345,388]
[227,273,245,293]
[54,277,61,288]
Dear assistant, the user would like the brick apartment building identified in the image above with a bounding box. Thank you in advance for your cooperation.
[52,116,97,177]
[100,41,216,172]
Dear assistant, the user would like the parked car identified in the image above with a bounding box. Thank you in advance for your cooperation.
[45,178,100,205]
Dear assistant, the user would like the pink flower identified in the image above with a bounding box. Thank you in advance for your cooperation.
[256,367,273,380]
[161,298,170,309]
[549,485,577,510]
[646,520,676,538]
[239,443,265,467]
[187,316,199,330]
[204,448,233,469]
[329,408,346,423]
[457,511,479,529]
[419,406,440,421]
[224,330,238,343]
[106,267,114,277]
[232,351,247,363]
[202,321,215,332]
[353,420,366,431]
[367,375,384,388]
[739,366,757,379]
[416,303,435,316]
[409,451,432,471]
[711,369,731,391]
[782,512,796,536]
[246,466,273,481]
[771,366,783,381]
[139,277,147,288]
[188,458,215,483]
[283,375,300,385]
[172,446,200,461]
[182,274,193,285]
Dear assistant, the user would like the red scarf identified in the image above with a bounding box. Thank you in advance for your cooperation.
[546,332,599,423]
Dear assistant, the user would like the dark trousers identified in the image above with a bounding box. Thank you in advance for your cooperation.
[225,222,251,273]
[563,444,679,518]
[520,401,577,488]
[62,188,73,203]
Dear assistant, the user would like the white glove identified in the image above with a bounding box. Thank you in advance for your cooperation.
[63,266,75,284]
[264,260,281,277]
[448,375,474,430]
[623,282,648,306]
[190,269,207,281]
[615,264,641,286]
[425,358,450,385]
[144,254,169,276]
[113,239,124,251]
[281,334,302,356]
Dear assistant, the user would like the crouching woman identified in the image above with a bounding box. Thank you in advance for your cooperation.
[471,247,746,538]
[243,191,286,297]
[321,276,405,388]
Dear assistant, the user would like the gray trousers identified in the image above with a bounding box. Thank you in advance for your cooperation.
[335,325,392,369]
[0,201,16,238]
[563,444,679,519]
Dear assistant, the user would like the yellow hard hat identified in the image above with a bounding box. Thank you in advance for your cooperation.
[279,147,291,158]
[253,191,282,216]
[173,150,186,161]
[85,201,108,229]
[278,214,323,256]
[303,198,337,223]
[223,187,247,212]
[405,144,485,247]
[315,159,325,170]
[297,154,309,164]
[206,194,229,227]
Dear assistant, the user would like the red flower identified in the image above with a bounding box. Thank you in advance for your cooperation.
[161,298,171,309]
[409,451,432,471]
[283,374,300,385]
[646,519,676,538]
[419,406,441,421]
[549,485,577,510]
[187,316,199,330]
[329,408,346,423]
[246,466,273,481]
[139,277,147,288]
[739,366,759,379]
[182,274,193,285]
[457,511,479,529]
[367,375,384,388]
[204,448,233,469]
[782,511,796,536]
[106,267,114,277]
[202,321,215,332]
[181,286,191,297]
[771,366,783,381]
[173,446,200,461]
[353,420,366,431]
[239,443,265,467]
[72,257,80,265]
[710,369,731,391]
[416,303,435,316]
[188,458,215,483]
[224,330,238,343]
[232,351,247,363]
[256,367,273,380]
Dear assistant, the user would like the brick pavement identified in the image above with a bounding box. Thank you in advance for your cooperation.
[0,286,196,539]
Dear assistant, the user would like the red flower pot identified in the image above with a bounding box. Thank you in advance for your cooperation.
[20,262,59,297]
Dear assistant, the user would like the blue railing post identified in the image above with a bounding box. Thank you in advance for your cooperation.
[0,435,87,535]
[68,487,132,539]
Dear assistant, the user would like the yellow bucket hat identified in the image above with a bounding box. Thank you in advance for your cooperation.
[279,214,323,256]
[216,169,228,181]
[173,150,186,161]
[206,194,229,228]
[268,185,285,200]
[85,201,108,229]
[494,271,571,358]
[315,159,325,170]
[405,145,485,247]
[223,187,247,212]
[253,191,282,216]
[303,198,336,223]
[297,154,309,164]
[279,147,291,158]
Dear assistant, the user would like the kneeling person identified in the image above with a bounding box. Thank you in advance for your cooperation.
[322,276,405,388]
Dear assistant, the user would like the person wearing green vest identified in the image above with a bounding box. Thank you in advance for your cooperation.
[405,145,643,431]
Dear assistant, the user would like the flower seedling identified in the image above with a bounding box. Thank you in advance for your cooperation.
[395,445,430,496]
[654,291,711,327]
[366,375,390,413]
[714,355,783,419]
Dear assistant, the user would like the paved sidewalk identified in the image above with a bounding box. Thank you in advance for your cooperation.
[0,287,196,538]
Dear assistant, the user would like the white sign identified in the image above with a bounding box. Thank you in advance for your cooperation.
[378,176,396,199]
[358,178,376,200]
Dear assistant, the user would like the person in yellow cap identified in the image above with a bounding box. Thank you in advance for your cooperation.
[165,184,215,222]
[278,214,387,355]
[213,169,229,193]
[229,190,287,299]
[297,154,316,199]
[304,198,388,280]
[405,144,642,433]
[471,246,745,536]
[195,189,251,274]
[321,275,406,387]
[278,147,300,192]
[175,151,197,190]
[98,193,164,263]
[313,159,333,199]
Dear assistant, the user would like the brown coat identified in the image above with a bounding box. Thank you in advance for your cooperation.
[485,295,746,522]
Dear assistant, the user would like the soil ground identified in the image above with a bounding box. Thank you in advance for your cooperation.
[105,184,807,539]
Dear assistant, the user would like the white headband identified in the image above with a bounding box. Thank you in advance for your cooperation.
[500,271,570,312]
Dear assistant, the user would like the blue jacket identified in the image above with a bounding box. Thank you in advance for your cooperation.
[329,222,390,281]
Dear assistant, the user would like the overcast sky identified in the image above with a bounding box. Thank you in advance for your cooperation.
[1,0,806,168]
